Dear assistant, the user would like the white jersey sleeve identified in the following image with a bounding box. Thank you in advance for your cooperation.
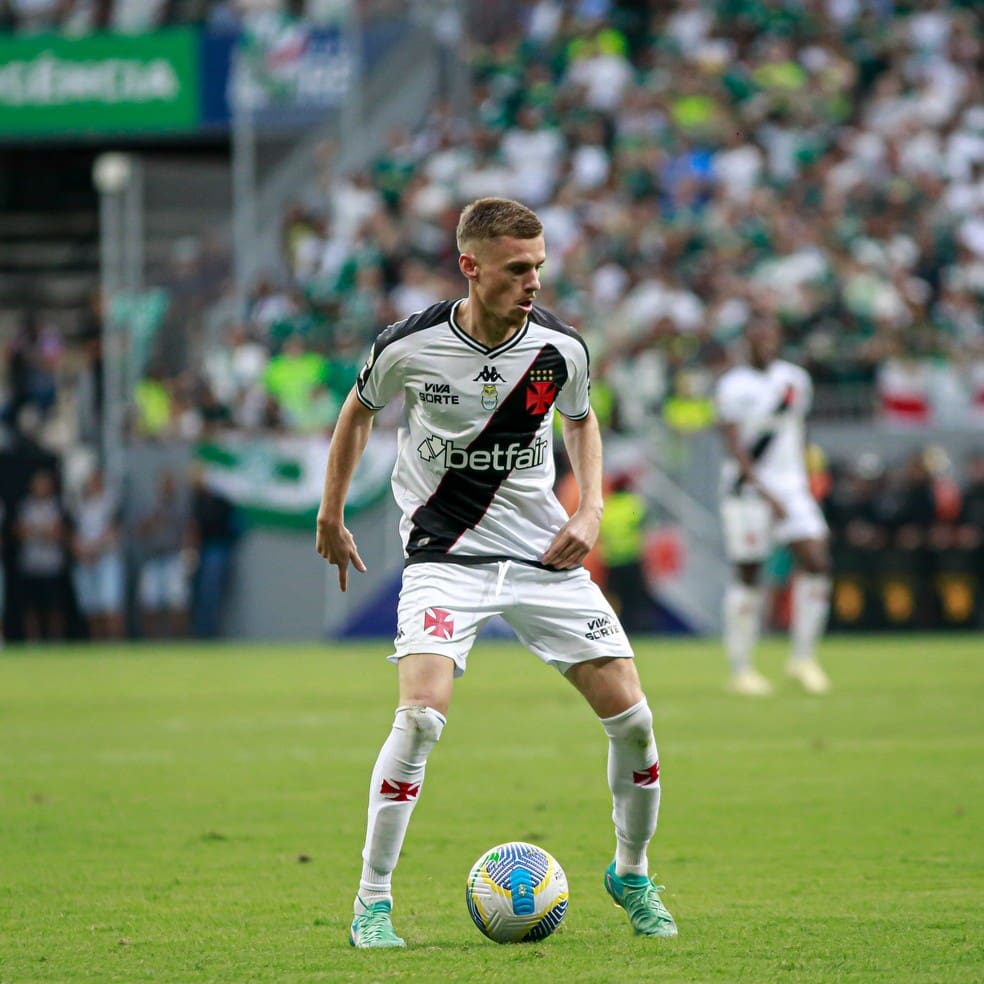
[714,370,751,424]
[355,335,402,411]
[356,303,457,410]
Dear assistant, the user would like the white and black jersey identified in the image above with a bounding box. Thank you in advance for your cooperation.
[715,359,813,499]
[356,299,591,567]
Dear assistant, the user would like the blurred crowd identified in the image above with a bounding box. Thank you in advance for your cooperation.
[0,458,242,644]
[6,0,982,443]
[0,0,377,34]
[160,0,982,440]
[821,444,984,628]
[826,444,983,555]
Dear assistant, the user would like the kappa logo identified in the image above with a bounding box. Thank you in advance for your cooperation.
[584,615,622,640]
[473,365,506,383]
[424,607,455,640]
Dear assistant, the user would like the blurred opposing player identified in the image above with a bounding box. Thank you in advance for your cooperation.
[715,319,832,696]
[317,198,677,947]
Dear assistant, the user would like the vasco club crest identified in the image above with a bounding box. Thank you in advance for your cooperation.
[481,384,499,410]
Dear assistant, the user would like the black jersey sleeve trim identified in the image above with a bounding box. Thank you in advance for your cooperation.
[530,304,590,363]
[373,300,456,358]
[355,390,382,412]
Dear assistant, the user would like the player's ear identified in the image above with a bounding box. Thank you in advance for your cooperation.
[459,252,479,282]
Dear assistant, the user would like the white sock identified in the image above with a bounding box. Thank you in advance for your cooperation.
[791,573,831,662]
[724,582,763,674]
[601,699,660,879]
[355,705,445,914]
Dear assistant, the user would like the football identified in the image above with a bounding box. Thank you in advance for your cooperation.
[464,841,569,943]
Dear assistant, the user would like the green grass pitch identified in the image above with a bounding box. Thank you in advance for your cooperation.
[1,635,981,983]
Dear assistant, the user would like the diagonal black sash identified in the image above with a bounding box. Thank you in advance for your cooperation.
[407,344,568,556]
[733,383,795,494]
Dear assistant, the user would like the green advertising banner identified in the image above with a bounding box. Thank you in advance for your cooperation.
[0,29,199,135]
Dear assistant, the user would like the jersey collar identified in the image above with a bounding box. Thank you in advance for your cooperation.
[450,298,530,357]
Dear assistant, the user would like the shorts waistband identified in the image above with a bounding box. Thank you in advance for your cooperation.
[403,552,564,572]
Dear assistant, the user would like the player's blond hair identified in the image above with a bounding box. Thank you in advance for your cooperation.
[456,198,543,254]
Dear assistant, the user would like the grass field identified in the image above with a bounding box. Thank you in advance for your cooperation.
[1,635,981,984]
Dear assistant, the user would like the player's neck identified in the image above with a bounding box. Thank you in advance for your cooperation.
[457,298,524,349]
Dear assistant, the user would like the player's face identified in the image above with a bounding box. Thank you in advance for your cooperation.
[747,322,781,366]
[467,235,545,327]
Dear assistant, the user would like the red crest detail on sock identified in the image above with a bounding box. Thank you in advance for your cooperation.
[380,778,421,801]
[632,762,660,786]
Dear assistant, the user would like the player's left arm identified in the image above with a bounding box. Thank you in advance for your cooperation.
[542,409,605,570]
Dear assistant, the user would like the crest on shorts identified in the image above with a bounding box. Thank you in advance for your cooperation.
[424,607,455,640]
[481,384,499,410]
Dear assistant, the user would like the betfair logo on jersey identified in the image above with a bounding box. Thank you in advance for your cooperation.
[473,365,506,383]
[419,382,460,405]
[417,434,547,472]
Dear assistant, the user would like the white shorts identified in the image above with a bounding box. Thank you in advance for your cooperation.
[720,487,828,564]
[139,554,188,610]
[390,562,634,677]
[74,554,124,616]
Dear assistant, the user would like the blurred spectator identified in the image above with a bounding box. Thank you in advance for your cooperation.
[203,324,269,417]
[0,498,5,646]
[959,452,984,533]
[134,367,175,440]
[187,464,242,638]
[598,471,664,633]
[262,334,331,429]
[826,452,892,553]
[1,312,60,437]
[136,472,191,639]
[15,469,69,642]
[887,451,939,550]
[826,444,984,631]
[71,468,125,640]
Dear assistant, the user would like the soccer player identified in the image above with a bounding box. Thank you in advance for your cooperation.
[317,198,677,947]
[714,318,832,696]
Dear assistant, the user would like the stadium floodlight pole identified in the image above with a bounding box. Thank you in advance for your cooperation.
[120,155,144,603]
[93,152,132,503]
[231,49,259,319]
[122,156,144,429]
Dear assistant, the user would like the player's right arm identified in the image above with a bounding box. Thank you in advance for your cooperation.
[716,372,787,520]
[719,419,787,520]
[316,388,377,591]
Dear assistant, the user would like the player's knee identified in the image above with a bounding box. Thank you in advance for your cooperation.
[736,563,761,586]
[802,560,831,577]
[796,546,831,576]
[394,705,446,749]
[602,698,654,747]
